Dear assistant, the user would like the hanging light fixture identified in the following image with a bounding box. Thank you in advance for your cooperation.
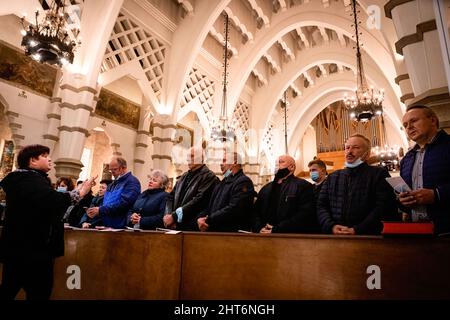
[20,0,80,67]
[344,0,384,122]
[281,90,288,154]
[372,115,400,171]
[211,12,235,142]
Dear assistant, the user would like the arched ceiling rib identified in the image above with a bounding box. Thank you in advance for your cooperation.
[224,5,399,120]
[163,0,230,116]
[286,72,405,149]
[251,43,403,134]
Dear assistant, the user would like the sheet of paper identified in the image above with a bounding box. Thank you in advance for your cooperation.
[156,228,181,234]
[97,227,125,232]
[385,176,411,193]
[125,226,142,231]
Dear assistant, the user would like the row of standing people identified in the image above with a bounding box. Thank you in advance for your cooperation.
[60,105,450,236]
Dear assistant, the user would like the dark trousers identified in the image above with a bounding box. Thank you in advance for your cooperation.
[0,257,54,300]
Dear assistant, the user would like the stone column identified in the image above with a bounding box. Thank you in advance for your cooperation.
[43,71,63,152]
[151,114,176,176]
[54,73,96,179]
[245,162,260,191]
[433,0,450,94]
[43,96,62,152]
[385,0,450,129]
[394,61,415,106]
[134,102,152,184]
[53,0,123,179]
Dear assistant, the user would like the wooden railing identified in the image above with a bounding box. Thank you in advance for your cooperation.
[1,229,450,299]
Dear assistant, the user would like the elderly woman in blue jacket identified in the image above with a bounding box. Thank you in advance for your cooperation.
[127,169,169,230]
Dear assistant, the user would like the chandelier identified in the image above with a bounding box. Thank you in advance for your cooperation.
[20,0,80,67]
[344,0,384,122]
[210,12,235,142]
[372,115,400,171]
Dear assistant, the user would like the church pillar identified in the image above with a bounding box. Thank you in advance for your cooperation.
[245,162,260,191]
[134,101,152,184]
[53,0,123,179]
[54,73,96,179]
[152,114,176,176]
[386,0,450,129]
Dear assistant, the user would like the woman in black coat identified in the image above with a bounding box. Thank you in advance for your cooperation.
[0,144,95,300]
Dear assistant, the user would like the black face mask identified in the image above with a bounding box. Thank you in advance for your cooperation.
[274,167,290,181]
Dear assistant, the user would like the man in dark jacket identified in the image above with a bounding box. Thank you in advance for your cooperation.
[197,152,255,232]
[0,144,95,300]
[163,147,219,231]
[317,134,397,235]
[79,179,112,228]
[399,105,450,235]
[253,155,316,233]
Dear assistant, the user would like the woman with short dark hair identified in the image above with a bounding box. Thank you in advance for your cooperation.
[0,144,96,300]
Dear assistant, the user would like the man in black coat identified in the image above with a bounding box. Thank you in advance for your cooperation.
[317,134,397,235]
[253,155,316,233]
[163,147,219,231]
[0,144,95,300]
[197,152,255,232]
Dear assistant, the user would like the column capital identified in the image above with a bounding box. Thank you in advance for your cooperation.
[54,158,84,179]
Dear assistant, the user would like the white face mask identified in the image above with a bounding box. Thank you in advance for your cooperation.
[223,169,232,178]
[57,186,67,192]
[345,158,364,168]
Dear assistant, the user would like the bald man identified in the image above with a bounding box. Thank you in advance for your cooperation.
[253,155,317,233]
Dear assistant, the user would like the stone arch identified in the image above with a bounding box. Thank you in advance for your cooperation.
[81,127,114,183]
[226,3,400,121]
[287,89,407,164]
[252,45,403,135]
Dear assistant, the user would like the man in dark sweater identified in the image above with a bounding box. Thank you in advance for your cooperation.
[253,155,316,233]
[317,134,397,235]
[399,105,450,235]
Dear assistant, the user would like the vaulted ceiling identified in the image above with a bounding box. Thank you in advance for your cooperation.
[4,0,407,161]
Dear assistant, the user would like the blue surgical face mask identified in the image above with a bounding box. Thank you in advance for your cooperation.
[57,186,67,192]
[345,158,364,168]
[223,169,232,178]
[310,171,320,182]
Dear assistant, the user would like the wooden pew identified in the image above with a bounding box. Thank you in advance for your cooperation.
[1,229,450,299]
[180,232,450,299]
[51,229,182,299]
